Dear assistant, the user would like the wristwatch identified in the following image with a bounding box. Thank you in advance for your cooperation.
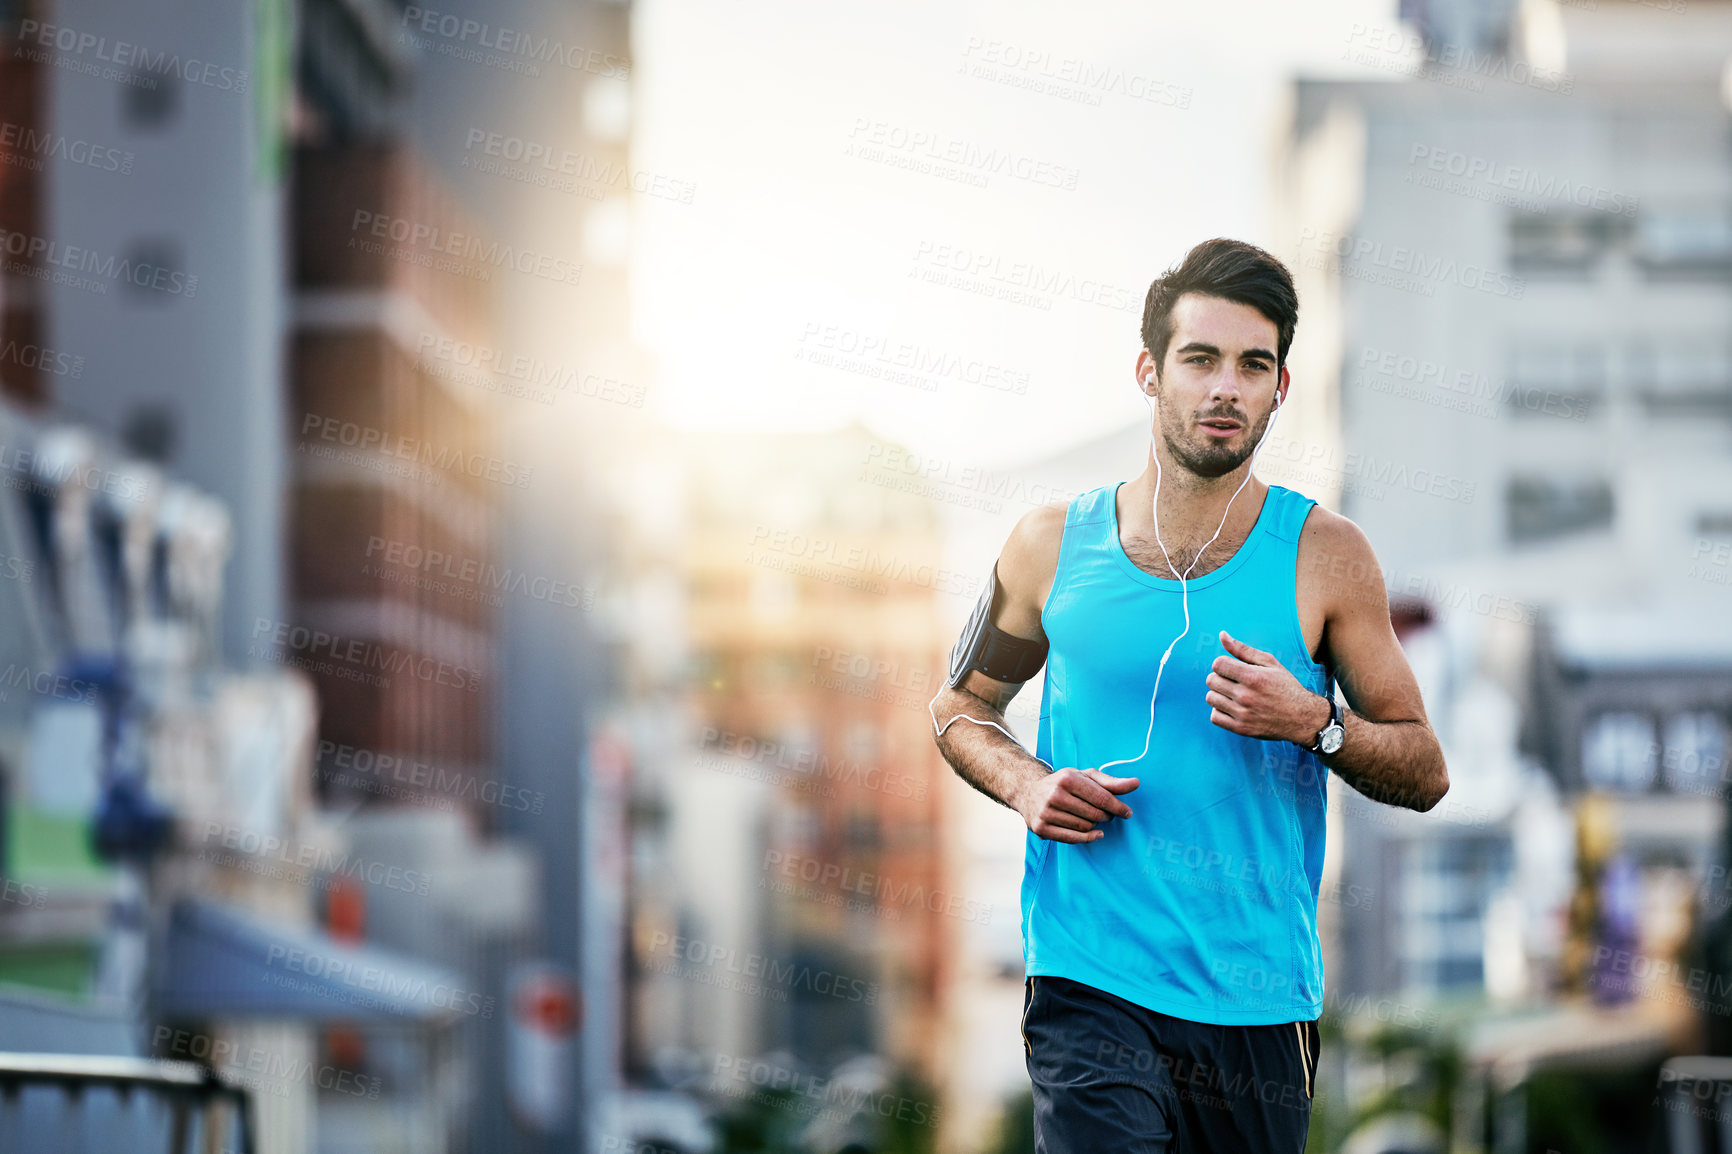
[1307,694,1344,756]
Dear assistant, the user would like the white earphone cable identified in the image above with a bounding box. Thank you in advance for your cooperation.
[928,380,1286,781]
[1093,385,1283,773]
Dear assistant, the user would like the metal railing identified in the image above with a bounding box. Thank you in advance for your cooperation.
[0,1051,254,1154]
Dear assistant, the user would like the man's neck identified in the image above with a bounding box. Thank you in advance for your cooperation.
[1119,453,1268,566]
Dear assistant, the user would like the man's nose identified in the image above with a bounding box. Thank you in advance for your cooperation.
[1206,369,1245,404]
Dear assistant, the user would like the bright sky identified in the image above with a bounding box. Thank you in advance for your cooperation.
[629,0,1405,468]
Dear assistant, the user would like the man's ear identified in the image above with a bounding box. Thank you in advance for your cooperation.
[1136,348,1160,397]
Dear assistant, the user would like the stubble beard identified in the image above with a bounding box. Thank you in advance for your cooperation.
[1154,383,1275,480]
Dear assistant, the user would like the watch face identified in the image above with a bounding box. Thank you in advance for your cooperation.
[1319,725,1344,755]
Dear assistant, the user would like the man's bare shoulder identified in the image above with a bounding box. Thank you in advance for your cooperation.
[1297,501,1385,602]
[997,500,1069,614]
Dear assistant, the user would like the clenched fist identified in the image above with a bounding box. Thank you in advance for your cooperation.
[1205,631,1330,744]
[1014,767,1140,844]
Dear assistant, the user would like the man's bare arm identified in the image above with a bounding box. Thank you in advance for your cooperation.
[931,673,1049,813]
[932,504,1140,842]
[1204,510,1449,812]
[1299,512,1448,811]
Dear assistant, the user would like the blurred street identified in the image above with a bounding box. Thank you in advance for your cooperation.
[0,0,1725,1152]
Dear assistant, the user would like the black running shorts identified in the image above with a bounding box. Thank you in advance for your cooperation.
[1022,975,1318,1153]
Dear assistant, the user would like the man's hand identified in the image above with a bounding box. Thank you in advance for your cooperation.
[1013,768,1140,844]
[1205,631,1329,745]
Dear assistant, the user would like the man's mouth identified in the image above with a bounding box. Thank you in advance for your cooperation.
[1198,416,1243,437]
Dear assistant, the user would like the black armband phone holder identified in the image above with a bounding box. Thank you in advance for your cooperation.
[946,561,1049,688]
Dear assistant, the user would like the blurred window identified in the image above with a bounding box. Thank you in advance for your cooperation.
[775,719,819,769]
[120,238,187,302]
[1506,340,1604,419]
[1582,710,1658,792]
[1697,510,1732,537]
[843,720,878,763]
[1508,211,1620,276]
[1629,336,1732,418]
[1509,341,1602,391]
[775,798,820,852]
[1661,711,1728,796]
[1400,835,1513,993]
[844,808,879,850]
[122,67,179,130]
[1635,207,1732,271]
[1505,475,1612,544]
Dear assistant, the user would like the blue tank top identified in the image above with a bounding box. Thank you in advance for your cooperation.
[1024,480,1332,1024]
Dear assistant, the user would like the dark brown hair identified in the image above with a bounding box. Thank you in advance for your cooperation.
[1141,238,1299,375]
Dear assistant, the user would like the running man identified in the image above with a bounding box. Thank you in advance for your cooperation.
[930,238,1450,1152]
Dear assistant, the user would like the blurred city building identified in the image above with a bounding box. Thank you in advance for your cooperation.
[0,1,50,408]
[379,0,646,1147]
[289,131,545,1154]
[620,424,958,1149]
[0,0,636,1151]
[1278,0,1732,1146]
